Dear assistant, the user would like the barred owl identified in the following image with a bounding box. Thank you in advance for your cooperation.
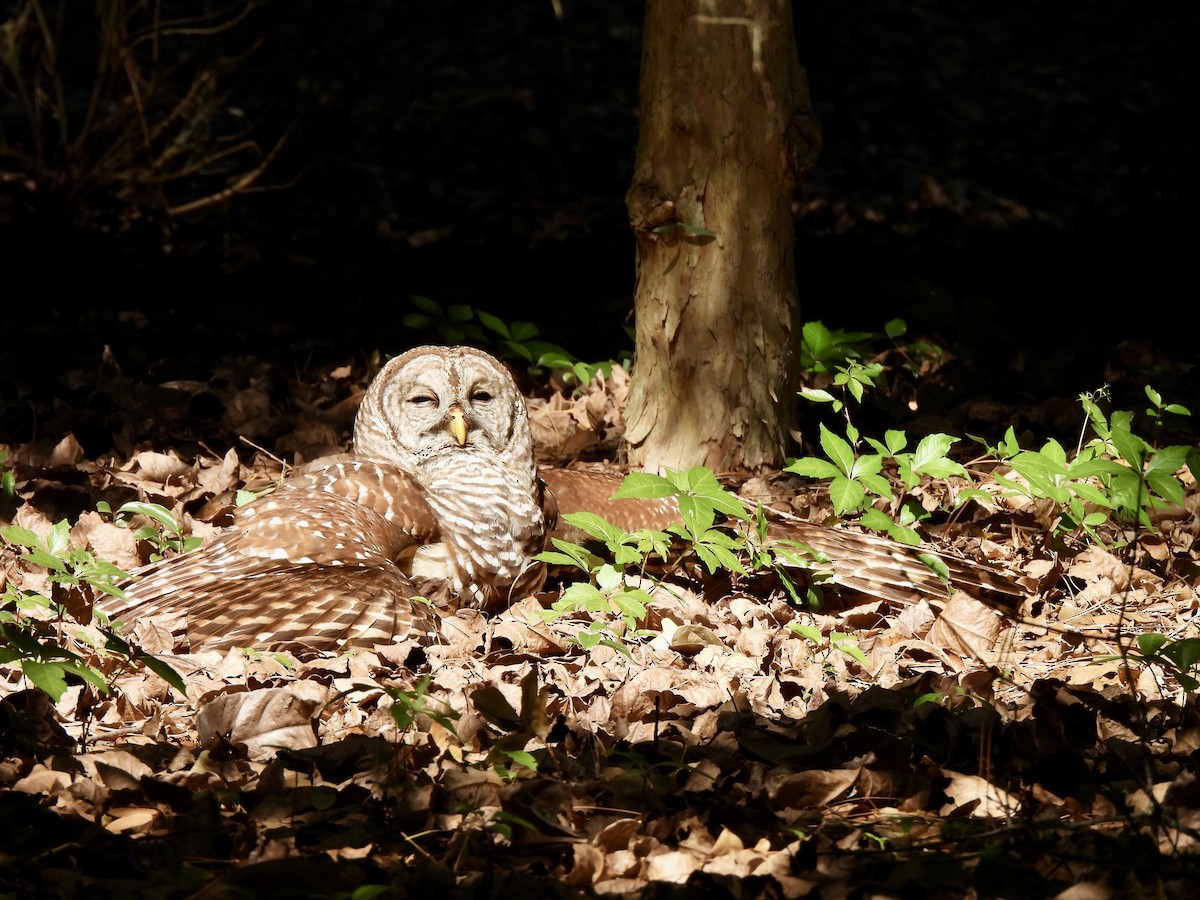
[108,347,535,651]
[105,345,1021,654]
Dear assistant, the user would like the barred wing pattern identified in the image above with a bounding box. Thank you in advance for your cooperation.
[541,468,1022,610]
[107,464,442,652]
[104,345,1024,654]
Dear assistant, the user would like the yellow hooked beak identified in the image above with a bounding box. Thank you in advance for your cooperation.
[448,403,468,446]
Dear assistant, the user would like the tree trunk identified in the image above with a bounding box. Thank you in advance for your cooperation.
[624,0,820,473]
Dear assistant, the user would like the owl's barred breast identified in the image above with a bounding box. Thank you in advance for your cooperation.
[415,452,548,607]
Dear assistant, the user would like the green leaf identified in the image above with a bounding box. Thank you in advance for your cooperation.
[560,511,625,543]
[677,495,716,535]
[859,474,894,499]
[0,525,44,551]
[848,454,883,479]
[784,457,842,480]
[911,433,963,470]
[475,309,510,339]
[117,501,182,535]
[915,457,969,480]
[1146,444,1190,478]
[610,588,653,621]
[536,550,585,569]
[772,539,830,567]
[138,654,188,696]
[612,472,676,499]
[860,508,893,532]
[1159,638,1200,671]
[595,565,623,592]
[502,749,539,773]
[1068,482,1114,509]
[1038,439,1068,466]
[509,321,540,343]
[409,295,442,315]
[535,538,601,572]
[884,430,908,455]
[828,477,866,516]
[1109,427,1148,469]
[801,321,833,361]
[998,426,1021,458]
[830,632,867,665]
[818,424,855,477]
[20,659,70,700]
[847,377,864,404]
[1145,470,1185,506]
[888,525,923,547]
[1176,672,1200,692]
[669,467,747,518]
[1136,633,1169,657]
[863,437,890,457]
[788,623,823,644]
[917,553,950,584]
[799,388,837,404]
[1067,456,1125,479]
[558,581,607,612]
[21,548,67,573]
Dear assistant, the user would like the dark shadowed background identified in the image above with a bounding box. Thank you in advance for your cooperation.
[2,0,1195,448]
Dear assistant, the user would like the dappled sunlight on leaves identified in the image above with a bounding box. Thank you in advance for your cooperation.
[0,356,1197,897]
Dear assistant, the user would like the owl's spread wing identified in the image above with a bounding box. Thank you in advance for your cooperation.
[761,510,1024,609]
[538,467,680,541]
[537,467,1024,610]
[106,464,442,653]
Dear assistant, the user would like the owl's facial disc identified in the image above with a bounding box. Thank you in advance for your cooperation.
[353,345,528,469]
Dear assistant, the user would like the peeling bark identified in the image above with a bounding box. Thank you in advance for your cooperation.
[624,0,820,473]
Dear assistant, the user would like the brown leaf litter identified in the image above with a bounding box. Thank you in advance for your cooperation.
[1,360,1199,898]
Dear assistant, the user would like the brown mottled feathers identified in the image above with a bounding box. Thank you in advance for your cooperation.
[543,467,1021,610]
[109,466,443,652]
[108,346,549,652]
[104,345,1024,654]
[760,511,1022,609]
[539,467,678,543]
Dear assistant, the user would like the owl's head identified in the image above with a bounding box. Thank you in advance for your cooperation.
[353,345,532,475]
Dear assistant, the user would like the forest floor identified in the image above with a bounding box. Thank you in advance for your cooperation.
[1,338,1198,899]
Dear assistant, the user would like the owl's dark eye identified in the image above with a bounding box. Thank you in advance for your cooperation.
[471,390,493,403]
[408,394,437,406]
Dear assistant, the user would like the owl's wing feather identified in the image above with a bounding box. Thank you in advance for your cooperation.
[537,467,1023,610]
[179,566,437,652]
[107,472,441,652]
[762,511,1024,609]
[283,461,442,541]
[538,467,680,541]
